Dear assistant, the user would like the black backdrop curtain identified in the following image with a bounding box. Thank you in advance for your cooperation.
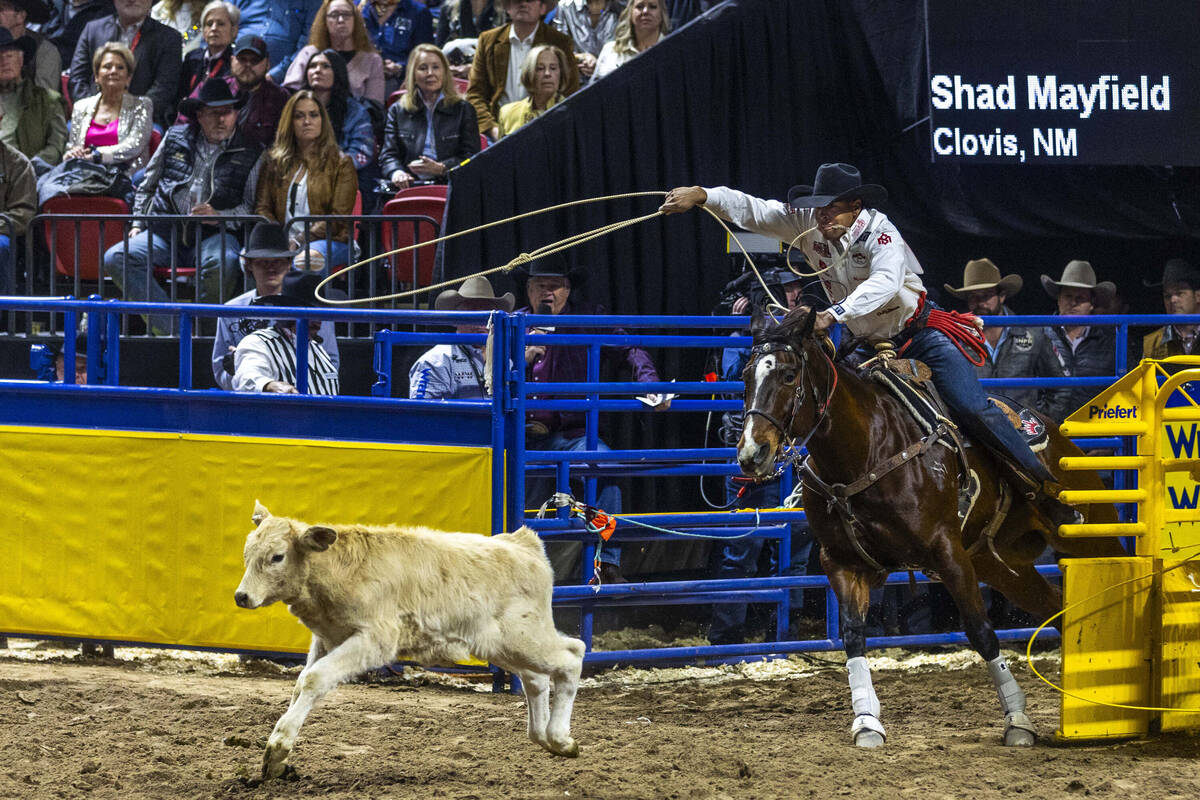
[443,0,1200,315]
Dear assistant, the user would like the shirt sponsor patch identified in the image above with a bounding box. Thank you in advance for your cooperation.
[876,232,892,245]
[1012,330,1034,352]
[851,253,867,265]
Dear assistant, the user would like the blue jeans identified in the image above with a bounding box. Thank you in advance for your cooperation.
[901,326,1055,484]
[0,234,11,295]
[295,239,352,276]
[526,432,622,577]
[709,477,813,644]
[103,229,242,335]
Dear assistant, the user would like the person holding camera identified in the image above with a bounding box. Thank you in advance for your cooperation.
[709,267,814,645]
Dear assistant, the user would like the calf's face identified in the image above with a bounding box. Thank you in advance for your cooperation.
[234,501,338,609]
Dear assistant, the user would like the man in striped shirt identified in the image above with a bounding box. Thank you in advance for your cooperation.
[232,271,340,394]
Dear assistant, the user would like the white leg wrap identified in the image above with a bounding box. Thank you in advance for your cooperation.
[847,656,881,719]
[986,656,1026,715]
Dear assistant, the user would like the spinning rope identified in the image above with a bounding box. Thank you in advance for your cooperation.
[310,190,839,321]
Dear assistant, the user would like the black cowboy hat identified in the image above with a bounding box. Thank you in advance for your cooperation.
[1143,258,1200,290]
[787,163,888,210]
[7,0,49,25]
[252,272,346,308]
[178,76,247,117]
[435,276,515,311]
[240,222,300,261]
[510,254,588,289]
[0,28,37,64]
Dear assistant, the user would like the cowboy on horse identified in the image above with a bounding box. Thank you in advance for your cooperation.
[660,164,1082,531]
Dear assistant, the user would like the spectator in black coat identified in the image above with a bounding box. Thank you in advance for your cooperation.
[68,0,182,126]
[379,43,479,191]
[1040,259,1117,417]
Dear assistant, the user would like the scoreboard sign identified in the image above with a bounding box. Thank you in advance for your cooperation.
[926,0,1200,164]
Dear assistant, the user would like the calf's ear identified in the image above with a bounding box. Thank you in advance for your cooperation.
[252,500,270,525]
[299,526,338,551]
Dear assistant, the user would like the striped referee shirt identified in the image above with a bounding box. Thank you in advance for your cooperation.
[232,326,340,395]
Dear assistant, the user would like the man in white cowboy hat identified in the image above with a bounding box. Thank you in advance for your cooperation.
[211,221,339,390]
[946,258,1070,423]
[661,163,1083,528]
[408,276,515,401]
[1041,259,1117,416]
[1142,258,1200,360]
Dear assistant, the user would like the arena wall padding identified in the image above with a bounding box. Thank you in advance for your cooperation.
[0,426,491,652]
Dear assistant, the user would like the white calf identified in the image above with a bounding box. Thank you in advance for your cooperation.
[234,501,585,779]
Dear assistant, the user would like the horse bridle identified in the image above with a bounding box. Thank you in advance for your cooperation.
[744,339,837,455]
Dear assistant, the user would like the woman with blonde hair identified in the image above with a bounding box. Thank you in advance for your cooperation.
[497,44,568,137]
[255,90,358,274]
[62,42,152,174]
[379,43,479,189]
[283,0,385,106]
[593,0,668,80]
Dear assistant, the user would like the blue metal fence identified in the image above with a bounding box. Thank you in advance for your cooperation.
[2,295,1195,667]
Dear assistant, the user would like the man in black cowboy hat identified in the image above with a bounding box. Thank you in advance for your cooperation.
[211,221,339,390]
[409,276,514,400]
[946,258,1071,423]
[103,76,264,335]
[0,25,66,169]
[232,271,340,395]
[68,0,181,127]
[1143,258,1200,360]
[661,163,1082,528]
[0,0,60,90]
[1040,259,1117,417]
[517,255,669,583]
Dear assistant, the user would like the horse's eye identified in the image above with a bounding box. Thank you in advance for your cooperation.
[782,371,797,383]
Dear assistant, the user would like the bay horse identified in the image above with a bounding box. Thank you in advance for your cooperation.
[738,306,1124,747]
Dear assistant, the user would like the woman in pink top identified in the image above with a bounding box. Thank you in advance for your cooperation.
[282,0,385,107]
[64,42,153,174]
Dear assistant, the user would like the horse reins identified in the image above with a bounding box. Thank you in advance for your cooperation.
[744,338,838,459]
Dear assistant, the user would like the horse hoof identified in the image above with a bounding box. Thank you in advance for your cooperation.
[854,729,886,748]
[1004,726,1036,747]
[1003,712,1037,747]
[547,737,579,758]
[261,747,291,780]
[851,714,886,748]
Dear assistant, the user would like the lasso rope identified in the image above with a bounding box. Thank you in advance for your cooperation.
[1023,550,1200,714]
[311,189,832,316]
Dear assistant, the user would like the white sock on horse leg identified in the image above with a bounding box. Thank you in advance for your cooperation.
[986,655,1026,715]
[847,656,881,718]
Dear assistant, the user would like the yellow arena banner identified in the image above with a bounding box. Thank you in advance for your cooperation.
[0,426,492,653]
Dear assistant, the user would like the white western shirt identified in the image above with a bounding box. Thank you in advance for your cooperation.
[502,25,537,107]
[703,186,927,340]
[232,325,340,395]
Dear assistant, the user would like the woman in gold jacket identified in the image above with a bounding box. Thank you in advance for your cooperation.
[255,89,357,273]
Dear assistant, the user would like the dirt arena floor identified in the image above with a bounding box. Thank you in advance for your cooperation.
[1,639,1198,800]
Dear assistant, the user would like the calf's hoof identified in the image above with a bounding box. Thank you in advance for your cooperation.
[545,737,579,758]
[261,746,293,780]
[1003,712,1037,747]
[850,714,886,748]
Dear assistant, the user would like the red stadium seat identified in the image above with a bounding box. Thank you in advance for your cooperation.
[60,70,71,114]
[41,196,129,281]
[381,196,445,289]
[393,184,447,200]
[387,88,406,108]
[454,77,469,94]
[147,128,162,157]
[480,133,489,150]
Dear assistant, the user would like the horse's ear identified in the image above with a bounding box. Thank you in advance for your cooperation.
[798,306,817,339]
[749,302,770,338]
